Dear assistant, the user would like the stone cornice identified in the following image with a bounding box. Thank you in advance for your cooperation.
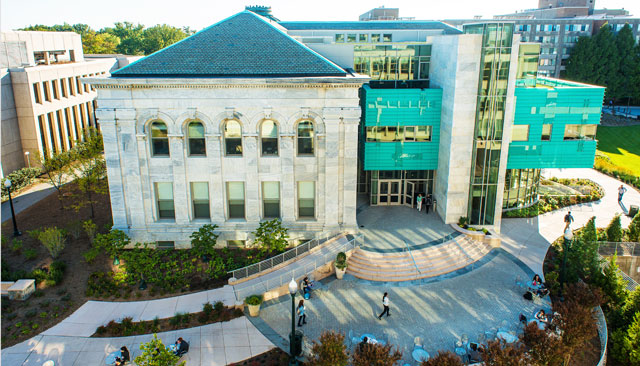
[91,83,365,90]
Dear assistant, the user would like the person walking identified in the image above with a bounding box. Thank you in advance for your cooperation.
[564,211,574,230]
[378,292,390,320]
[618,185,628,203]
[297,299,307,326]
[425,194,432,214]
[416,194,423,211]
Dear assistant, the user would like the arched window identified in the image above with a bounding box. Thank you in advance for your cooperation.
[224,120,242,156]
[260,119,278,156]
[150,121,169,156]
[297,120,314,156]
[187,121,206,156]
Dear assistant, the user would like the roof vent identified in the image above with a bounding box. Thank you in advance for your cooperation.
[245,5,280,21]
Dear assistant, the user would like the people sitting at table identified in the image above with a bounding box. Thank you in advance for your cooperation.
[115,346,130,365]
[174,337,189,357]
[532,274,542,286]
[468,343,484,363]
[535,309,547,322]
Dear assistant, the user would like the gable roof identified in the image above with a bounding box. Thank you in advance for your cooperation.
[279,21,463,35]
[112,11,347,78]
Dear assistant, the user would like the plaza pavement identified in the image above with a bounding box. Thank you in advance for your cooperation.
[501,168,640,278]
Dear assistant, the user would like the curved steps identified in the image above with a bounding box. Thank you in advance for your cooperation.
[346,236,492,282]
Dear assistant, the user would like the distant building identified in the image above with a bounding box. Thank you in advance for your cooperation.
[359,7,414,21]
[445,0,640,78]
[0,31,138,176]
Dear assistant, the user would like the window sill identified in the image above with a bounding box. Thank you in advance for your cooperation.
[223,155,244,158]
[226,218,247,223]
[187,155,207,158]
[260,155,280,158]
[155,219,176,223]
[191,218,211,222]
[297,218,317,222]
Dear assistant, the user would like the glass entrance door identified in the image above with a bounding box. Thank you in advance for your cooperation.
[378,180,401,206]
[404,181,415,207]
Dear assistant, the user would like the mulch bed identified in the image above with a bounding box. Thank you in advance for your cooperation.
[228,347,303,366]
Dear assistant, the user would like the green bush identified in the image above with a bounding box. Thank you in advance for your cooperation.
[335,252,347,270]
[37,227,66,258]
[245,295,263,306]
[83,220,97,243]
[252,219,289,254]
[189,224,219,258]
[1,167,42,199]
[628,213,640,242]
[11,239,23,253]
[23,249,37,260]
[606,215,623,242]
[308,331,349,366]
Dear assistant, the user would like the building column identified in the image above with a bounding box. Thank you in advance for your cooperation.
[206,133,225,225]
[280,135,295,223]
[244,134,260,223]
[116,111,147,231]
[322,108,341,229]
[169,134,189,225]
[341,107,361,230]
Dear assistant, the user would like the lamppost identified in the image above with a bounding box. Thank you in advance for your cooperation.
[288,278,298,366]
[4,179,21,236]
[560,228,573,295]
[24,151,30,169]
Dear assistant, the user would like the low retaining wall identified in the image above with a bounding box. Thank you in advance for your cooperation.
[451,225,501,249]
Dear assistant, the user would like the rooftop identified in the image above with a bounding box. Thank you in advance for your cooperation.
[279,20,462,34]
[112,11,347,78]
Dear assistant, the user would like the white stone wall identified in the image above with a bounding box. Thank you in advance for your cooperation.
[429,34,482,224]
[91,78,364,248]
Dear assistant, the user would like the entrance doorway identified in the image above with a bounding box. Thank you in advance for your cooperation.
[378,180,401,205]
[404,181,415,207]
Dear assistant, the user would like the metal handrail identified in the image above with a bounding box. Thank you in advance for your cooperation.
[228,231,341,280]
[403,240,421,275]
[598,253,639,292]
[233,234,364,301]
[597,241,639,257]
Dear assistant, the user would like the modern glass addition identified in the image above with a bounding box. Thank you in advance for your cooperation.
[155,182,175,219]
[150,121,169,156]
[297,121,314,155]
[353,44,431,83]
[335,34,345,43]
[227,182,245,219]
[465,22,513,225]
[503,168,541,209]
[187,121,206,156]
[365,125,432,142]
[298,181,315,218]
[262,182,280,218]
[191,182,210,219]
[347,34,357,42]
[511,125,529,141]
[541,124,552,140]
[563,124,597,140]
[260,120,278,156]
[359,34,368,42]
[224,120,242,156]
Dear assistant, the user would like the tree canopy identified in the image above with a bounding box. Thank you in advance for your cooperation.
[20,21,195,56]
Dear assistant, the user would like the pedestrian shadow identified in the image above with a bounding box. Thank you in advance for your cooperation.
[619,201,628,215]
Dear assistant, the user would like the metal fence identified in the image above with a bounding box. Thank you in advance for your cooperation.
[228,231,342,281]
[233,234,364,301]
[597,241,640,257]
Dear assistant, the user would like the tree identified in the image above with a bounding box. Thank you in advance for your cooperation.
[606,214,623,242]
[252,219,289,254]
[564,35,595,81]
[134,334,185,366]
[483,339,527,366]
[308,331,349,366]
[189,224,219,259]
[103,22,145,55]
[521,322,565,366]
[83,32,120,54]
[615,24,638,103]
[595,254,629,310]
[420,350,463,366]
[37,150,72,209]
[628,212,640,242]
[69,129,108,218]
[626,312,640,366]
[566,218,602,283]
[142,24,190,55]
[351,342,402,366]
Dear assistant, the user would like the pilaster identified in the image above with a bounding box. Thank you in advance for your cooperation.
[169,134,189,225]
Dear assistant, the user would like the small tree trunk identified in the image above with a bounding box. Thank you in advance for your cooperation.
[88,188,95,219]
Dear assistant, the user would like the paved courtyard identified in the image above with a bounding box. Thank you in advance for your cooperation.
[256,251,544,365]
[357,195,455,251]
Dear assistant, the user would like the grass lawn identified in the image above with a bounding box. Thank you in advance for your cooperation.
[596,125,640,176]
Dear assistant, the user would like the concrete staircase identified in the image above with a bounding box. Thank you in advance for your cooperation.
[346,235,492,282]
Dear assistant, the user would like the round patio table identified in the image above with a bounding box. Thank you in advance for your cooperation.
[105,350,121,365]
[412,348,430,362]
[455,347,467,356]
[527,281,541,290]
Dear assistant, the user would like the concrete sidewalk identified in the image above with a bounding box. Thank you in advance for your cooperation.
[1,182,58,223]
[2,316,274,366]
[501,168,640,278]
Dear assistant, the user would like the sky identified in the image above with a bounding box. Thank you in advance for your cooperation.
[2,0,639,31]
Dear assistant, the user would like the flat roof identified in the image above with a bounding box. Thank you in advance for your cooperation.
[279,21,462,34]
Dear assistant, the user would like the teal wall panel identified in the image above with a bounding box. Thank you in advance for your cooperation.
[361,85,442,170]
[507,81,605,169]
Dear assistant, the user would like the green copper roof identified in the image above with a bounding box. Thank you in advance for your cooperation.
[113,11,347,78]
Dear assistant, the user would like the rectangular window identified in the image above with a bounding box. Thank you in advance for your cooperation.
[335,34,345,43]
[227,240,245,248]
[52,80,59,99]
[191,182,210,219]
[60,78,67,97]
[227,182,245,219]
[372,34,381,42]
[404,126,415,142]
[347,34,357,43]
[68,77,75,95]
[262,182,280,218]
[64,108,74,147]
[359,34,368,42]
[416,126,432,142]
[43,81,51,101]
[542,124,552,141]
[511,125,529,141]
[298,181,315,219]
[581,24,589,32]
[76,77,82,94]
[56,110,66,151]
[47,113,58,153]
[83,75,89,92]
[155,182,175,219]
[581,124,597,139]
[33,83,41,104]
[536,24,542,32]
[157,241,175,249]
[383,34,392,42]
[563,124,596,140]
[37,115,49,157]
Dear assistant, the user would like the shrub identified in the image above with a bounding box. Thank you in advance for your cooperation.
[483,339,527,365]
[457,216,468,226]
[25,309,37,318]
[245,295,263,306]
[628,212,640,242]
[37,227,66,258]
[1,167,42,198]
[23,249,37,260]
[189,224,219,258]
[214,301,224,312]
[252,218,289,254]
[38,312,48,319]
[83,220,97,243]
[11,239,22,253]
[308,331,348,366]
[134,334,185,366]
[202,302,214,317]
[521,322,565,366]
[420,351,463,366]
[351,342,402,366]
[606,215,623,242]
[335,252,347,270]
[66,220,83,240]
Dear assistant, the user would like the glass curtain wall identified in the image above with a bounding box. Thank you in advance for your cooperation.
[503,168,541,209]
[465,23,514,225]
[354,44,431,88]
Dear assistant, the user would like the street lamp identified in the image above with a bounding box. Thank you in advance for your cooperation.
[3,180,21,236]
[288,278,298,366]
[560,228,573,295]
[24,151,30,169]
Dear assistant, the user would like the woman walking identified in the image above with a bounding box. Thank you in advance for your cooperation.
[297,299,307,326]
[378,292,390,320]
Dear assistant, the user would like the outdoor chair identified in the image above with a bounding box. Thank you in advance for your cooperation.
[514,275,526,291]
[413,336,423,349]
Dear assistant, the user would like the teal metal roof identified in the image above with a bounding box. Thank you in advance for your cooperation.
[113,11,347,78]
[279,21,462,34]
